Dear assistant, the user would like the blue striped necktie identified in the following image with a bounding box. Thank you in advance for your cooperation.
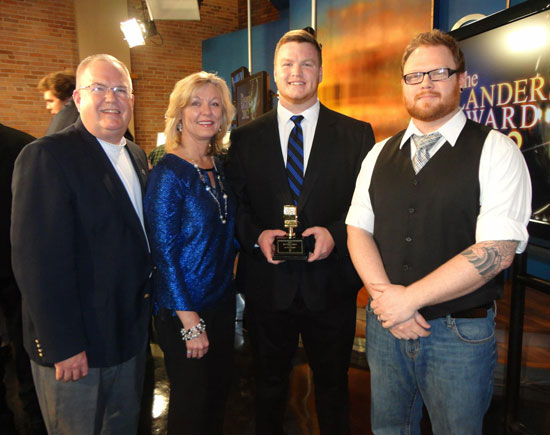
[286,115,304,205]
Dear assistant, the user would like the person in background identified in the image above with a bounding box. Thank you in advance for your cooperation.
[38,70,79,135]
[346,29,531,433]
[148,144,166,167]
[12,54,151,434]
[144,71,237,435]
[226,29,375,434]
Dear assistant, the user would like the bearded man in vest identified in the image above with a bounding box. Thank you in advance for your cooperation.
[346,29,531,434]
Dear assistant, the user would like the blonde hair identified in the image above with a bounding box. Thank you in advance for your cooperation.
[164,72,235,155]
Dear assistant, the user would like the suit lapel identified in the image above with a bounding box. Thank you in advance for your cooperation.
[75,120,148,249]
[263,111,294,206]
[298,105,335,213]
[125,142,148,194]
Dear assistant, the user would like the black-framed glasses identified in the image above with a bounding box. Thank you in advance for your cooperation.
[403,68,458,85]
[78,83,132,98]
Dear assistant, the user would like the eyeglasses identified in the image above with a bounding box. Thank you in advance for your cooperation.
[403,68,458,85]
[78,83,132,98]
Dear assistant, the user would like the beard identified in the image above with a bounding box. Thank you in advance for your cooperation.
[404,83,461,122]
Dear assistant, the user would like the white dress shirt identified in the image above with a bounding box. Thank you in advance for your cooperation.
[98,137,147,237]
[277,100,320,174]
[346,110,532,253]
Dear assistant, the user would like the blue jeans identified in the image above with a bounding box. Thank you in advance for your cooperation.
[366,303,496,435]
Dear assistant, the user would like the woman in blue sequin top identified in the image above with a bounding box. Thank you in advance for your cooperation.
[144,72,236,435]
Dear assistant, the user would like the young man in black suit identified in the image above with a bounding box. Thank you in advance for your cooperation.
[12,54,151,434]
[226,29,375,435]
[38,70,80,135]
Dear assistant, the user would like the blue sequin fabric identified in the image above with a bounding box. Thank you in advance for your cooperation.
[144,154,236,312]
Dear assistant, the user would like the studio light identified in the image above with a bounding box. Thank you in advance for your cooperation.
[120,16,158,48]
[120,18,145,47]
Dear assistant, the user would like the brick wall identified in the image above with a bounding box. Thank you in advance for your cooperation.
[128,0,240,153]
[238,0,280,29]
[0,0,79,138]
[0,0,279,150]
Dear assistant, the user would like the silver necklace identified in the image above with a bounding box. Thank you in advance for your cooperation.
[192,157,228,224]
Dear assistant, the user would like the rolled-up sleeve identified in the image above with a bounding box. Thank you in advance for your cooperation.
[346,139,388,233]
[476,130,532,253]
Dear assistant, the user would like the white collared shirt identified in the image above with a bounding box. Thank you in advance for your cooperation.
[97,137,147,237]
[277,100,320,174]
[346,110,532,253]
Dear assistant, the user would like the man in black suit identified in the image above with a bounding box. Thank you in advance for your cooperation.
[12,54,151,434]
[0,123,45,434]
[226,29,375,435]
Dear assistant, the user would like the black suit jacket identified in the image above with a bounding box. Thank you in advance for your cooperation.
[46,99,79,135]
[11,119,152,367]
[226,104,375,311]
[1,123,35,279]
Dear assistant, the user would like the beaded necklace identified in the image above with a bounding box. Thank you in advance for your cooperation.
[191,157,228,224]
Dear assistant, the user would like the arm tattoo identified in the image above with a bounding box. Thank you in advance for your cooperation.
[461,240,518,281]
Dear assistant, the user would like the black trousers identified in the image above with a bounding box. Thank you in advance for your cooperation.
[246,293,357,435]
[0,276,44,433]
[155,294,235,435]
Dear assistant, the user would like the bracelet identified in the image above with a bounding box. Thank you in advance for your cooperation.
[180,318,206,341]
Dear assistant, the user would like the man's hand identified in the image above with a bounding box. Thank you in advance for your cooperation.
[388,312,431,340]
[55,351,88,382]
[258,229,287,264]
[302,226,335,262]
[370,283,419,328]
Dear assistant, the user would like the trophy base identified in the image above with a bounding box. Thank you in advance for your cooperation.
[273,237,308,261]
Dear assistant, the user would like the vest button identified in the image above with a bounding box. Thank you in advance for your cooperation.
[405,236,412,242]
[412,179,418,186]
[408,208,415,214]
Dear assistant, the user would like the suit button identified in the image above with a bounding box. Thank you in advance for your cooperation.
[412,179,418,186]
[408,208,415,214]
[144,293,150,299]
[405,236,412,242]
[403,264,410,271]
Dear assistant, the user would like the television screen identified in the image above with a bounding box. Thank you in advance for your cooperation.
[230,66,250,106]
[235,71,270,127]
[451,1,550,240]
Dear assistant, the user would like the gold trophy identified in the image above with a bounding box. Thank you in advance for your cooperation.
[273,205,308,261]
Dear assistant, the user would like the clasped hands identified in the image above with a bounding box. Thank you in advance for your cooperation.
[369,283,431,340]
[258,226,334,264]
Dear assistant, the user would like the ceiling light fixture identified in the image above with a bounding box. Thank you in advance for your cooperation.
[120,0,160,48]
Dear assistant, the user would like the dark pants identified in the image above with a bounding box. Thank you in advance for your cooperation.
[0,276,44,433]
[247,293,357,435]
[155,294,235,435]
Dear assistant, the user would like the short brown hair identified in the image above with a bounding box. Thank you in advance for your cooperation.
[37,70,76,100]
[274,29,322,66]
[164,72,235,155]
[401,29,465,74]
